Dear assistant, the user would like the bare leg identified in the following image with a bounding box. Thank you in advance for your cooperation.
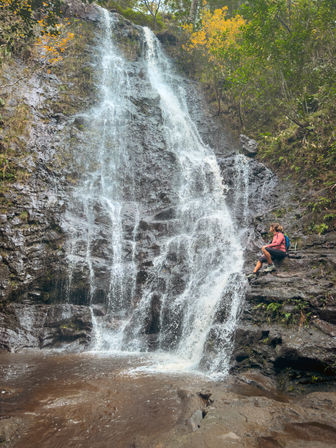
[262,247,272,265]
[254,260,262,273]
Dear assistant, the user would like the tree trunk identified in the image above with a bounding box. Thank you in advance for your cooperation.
[189,0,199,25]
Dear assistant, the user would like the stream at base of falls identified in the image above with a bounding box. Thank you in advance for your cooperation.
[2,352,336,448]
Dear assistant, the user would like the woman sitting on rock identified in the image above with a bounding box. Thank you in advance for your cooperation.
[248,223,287,279]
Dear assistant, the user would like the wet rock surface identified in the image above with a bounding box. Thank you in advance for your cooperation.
[0,10,101,348]
[230,174,336,389]
[0,1,249,360]
[218,153,277,220]
[0,304,92,351]
[62,0,101,21]
[240,134,258,158]
[1,353,336,448]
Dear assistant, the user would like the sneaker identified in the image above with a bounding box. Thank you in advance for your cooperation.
[264,264,276,273]
[247,272,258,280]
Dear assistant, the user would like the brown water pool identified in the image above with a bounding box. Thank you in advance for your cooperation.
[1,352,336,448]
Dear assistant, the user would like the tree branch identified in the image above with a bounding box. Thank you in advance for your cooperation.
[0,76,26,90]
[286,114,309,129]
[275,13,292,34]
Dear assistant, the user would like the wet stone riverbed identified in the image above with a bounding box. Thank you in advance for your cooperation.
[1,352,336,448]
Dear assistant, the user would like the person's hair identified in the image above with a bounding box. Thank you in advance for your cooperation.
[270,223,283,232]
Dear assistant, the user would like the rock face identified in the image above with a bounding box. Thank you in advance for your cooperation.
[0,1,100,348]
[214,129,336,389]
[56,9,247,373]
[229,176,336,390]
[0,303,92,351]
[218,152,277,222]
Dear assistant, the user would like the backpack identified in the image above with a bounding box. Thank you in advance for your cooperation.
[284,234,290,251]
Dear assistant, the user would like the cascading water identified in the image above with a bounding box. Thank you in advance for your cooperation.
[63,9,140,336]
[63,9,246,377]
[121,28,246,375]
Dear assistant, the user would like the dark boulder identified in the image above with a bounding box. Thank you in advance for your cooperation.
[240,134,258,157]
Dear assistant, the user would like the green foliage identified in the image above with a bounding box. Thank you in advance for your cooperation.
[311,375,321,383]
[253,297,311,326]
[181,0,336,194]
[266,302,282,315]
[312,222,329,235]
[283,312,291,323]
[307,197,332,213]
[0,155,16,182]
[324,213,335,222]
[19,211,28,221]
[305,195,335,234]
[274,208,286,218]
[254,301,284,322]
[122,7,157,26]
[96,0,163,28]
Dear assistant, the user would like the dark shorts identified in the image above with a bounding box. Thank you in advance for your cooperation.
[259,248,287,263]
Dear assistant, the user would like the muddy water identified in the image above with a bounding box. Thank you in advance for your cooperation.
[1,353,336,448]
[0,352,210,448]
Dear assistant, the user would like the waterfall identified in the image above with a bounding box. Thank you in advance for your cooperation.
[63,10,246,377]
[63,9,139,318]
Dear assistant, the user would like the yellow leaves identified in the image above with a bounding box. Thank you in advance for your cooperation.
[184,7,246,64]
[1,0,78,64]
[1,0,33,12]
[182,23,193,34]
[0,0,14,6]
[35,20,74,66]
[182,7,246,81]
[190,29,206,48]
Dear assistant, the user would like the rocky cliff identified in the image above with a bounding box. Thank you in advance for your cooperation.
[0,1,101,349]
[224,163,336,391]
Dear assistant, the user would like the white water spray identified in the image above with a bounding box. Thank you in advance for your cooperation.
[63,9,140,346]
[63,11,246,377]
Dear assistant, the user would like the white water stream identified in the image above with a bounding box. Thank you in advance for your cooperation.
[64,10,246,378]
[64,9,139,315]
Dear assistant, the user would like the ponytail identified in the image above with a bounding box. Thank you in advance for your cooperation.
[270,223,283,233]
